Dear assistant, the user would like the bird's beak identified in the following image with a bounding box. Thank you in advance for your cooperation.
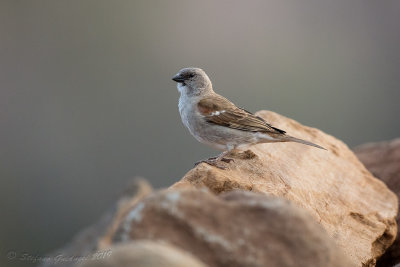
[172,74,185,83]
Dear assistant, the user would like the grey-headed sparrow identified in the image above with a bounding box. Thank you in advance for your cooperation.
[172,67,325,168]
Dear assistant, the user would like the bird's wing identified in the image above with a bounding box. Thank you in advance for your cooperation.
[197,96,286,135]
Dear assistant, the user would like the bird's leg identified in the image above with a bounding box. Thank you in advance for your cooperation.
[216,150,234,163]
[220,144,236,163]
[195,146,235,169]
[195,151,230,169]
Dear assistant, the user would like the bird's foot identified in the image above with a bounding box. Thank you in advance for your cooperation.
[220,157,234,163]
[194,157,234,169]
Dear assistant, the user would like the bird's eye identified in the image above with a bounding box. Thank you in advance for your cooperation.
[189,73,195,78]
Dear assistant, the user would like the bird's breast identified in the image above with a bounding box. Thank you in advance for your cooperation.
[178,95,195,128]
[178,95,205,136]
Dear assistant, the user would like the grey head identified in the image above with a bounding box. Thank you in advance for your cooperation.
[172,67,212,95]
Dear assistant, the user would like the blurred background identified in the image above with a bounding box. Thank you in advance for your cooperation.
[1,0,399,266]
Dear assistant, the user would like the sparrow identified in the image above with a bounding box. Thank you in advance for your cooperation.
[172,67,326,169]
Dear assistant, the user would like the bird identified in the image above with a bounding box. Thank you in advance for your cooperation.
[172,67,326,169]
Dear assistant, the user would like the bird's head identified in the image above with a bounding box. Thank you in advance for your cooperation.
[172,67,212,95]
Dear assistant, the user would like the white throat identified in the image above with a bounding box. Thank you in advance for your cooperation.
[177,84,190,116]
[177,83,187,94]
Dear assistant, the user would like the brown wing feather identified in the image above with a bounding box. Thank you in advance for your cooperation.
[197,96,286,135]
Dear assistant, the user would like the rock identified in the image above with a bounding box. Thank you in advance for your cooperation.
[76,240,207,267]
[114,189,352,267]
[39,179,153,267]
[354,139,400,267]
[171,111,398,266]
[98,179,153,250]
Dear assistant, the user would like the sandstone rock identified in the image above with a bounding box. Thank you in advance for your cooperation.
[114,189,352,267]
[354,139,400,267]
[76,240,207,267]
[171,111,398,266]
[39,179,152,267]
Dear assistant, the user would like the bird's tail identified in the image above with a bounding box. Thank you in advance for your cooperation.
[282,135,327,150]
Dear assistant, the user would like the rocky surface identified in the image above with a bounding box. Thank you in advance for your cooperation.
[114,189,352,267]
[171,111,398,266]
[39,111,398,267]
[77,240,207,267]
[39,179,153,267]
[354,139,400,267]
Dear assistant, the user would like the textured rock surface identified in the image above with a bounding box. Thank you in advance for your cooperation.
[39,179,152,267]
[115,189,352,267]
[38,112,399,267]
[77,241,207,267]
[354,139,400,267]
[171,111,398,266]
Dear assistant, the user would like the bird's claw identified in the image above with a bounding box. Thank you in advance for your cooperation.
[220,157,234,163]
[194,157,234,169]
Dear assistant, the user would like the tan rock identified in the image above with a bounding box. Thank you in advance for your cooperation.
[76,240,207,267]
[39,178,153,267]
[171,111,398,266]
[115,189,352,267]
[354,139,400,267]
